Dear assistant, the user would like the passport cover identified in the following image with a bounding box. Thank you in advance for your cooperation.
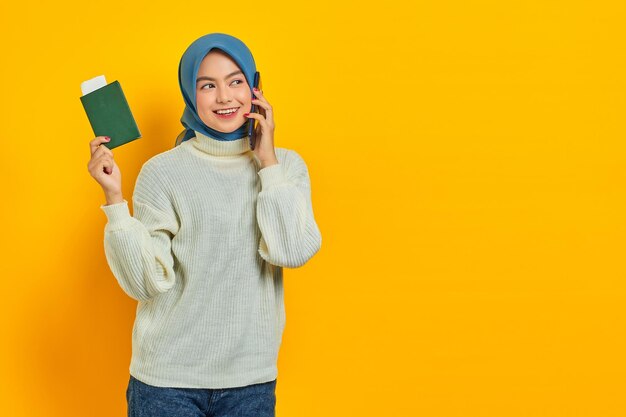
[80,80,141,149]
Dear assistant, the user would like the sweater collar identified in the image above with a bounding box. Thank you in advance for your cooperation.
[190,130,251,156]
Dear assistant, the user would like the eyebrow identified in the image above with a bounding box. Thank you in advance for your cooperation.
[196,70,244,83]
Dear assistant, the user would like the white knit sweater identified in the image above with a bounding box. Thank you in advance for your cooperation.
[100,130,322,388]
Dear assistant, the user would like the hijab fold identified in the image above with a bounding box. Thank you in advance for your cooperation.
[177,33,257,144]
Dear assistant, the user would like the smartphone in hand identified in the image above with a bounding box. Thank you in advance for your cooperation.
[248,71,261,150]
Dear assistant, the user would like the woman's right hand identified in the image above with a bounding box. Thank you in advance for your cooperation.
[88,136,123,203]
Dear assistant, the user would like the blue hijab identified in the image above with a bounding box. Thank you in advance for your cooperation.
[177,33,257,144]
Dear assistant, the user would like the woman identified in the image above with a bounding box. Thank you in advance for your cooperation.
[86,32,322,417]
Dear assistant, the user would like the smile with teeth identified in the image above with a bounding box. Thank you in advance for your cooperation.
[213,107,239,117]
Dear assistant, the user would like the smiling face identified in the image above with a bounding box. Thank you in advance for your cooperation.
[195,49,252,133]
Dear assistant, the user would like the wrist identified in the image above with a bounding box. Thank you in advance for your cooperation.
[259,155,279,169]
[104,191,124,205]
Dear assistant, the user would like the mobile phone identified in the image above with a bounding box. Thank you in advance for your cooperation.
[248,71,261,150]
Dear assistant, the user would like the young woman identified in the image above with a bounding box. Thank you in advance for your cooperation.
[87,32,322,417]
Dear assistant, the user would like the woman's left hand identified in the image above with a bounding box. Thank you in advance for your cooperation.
[245,88,278,169]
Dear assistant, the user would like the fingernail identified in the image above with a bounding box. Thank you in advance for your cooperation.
[253,88,258,91]
[105,137,111,141]
[244,113,249,117]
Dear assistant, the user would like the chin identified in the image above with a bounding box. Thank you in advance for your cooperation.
[211,122,246,134]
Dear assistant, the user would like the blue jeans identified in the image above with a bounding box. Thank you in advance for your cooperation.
[126,375,277,417]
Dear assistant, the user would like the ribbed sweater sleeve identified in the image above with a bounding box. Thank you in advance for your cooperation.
[100,161,180,302]
[256,149,322,268]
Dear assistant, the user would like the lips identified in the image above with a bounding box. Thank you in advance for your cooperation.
[212,107,240,119]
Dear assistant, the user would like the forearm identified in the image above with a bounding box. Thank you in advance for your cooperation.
[101,201,177,301]
[256,161,322,268]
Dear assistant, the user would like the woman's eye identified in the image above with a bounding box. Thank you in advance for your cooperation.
[201,80,242,90]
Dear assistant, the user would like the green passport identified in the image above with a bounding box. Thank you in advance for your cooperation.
[80,80,141,149]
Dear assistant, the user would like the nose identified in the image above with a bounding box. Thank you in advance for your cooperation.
[216,86,232,104]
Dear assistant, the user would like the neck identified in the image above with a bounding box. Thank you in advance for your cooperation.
[190,130,250,156]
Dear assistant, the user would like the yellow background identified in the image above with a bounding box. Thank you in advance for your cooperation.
[1,0,624,415]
